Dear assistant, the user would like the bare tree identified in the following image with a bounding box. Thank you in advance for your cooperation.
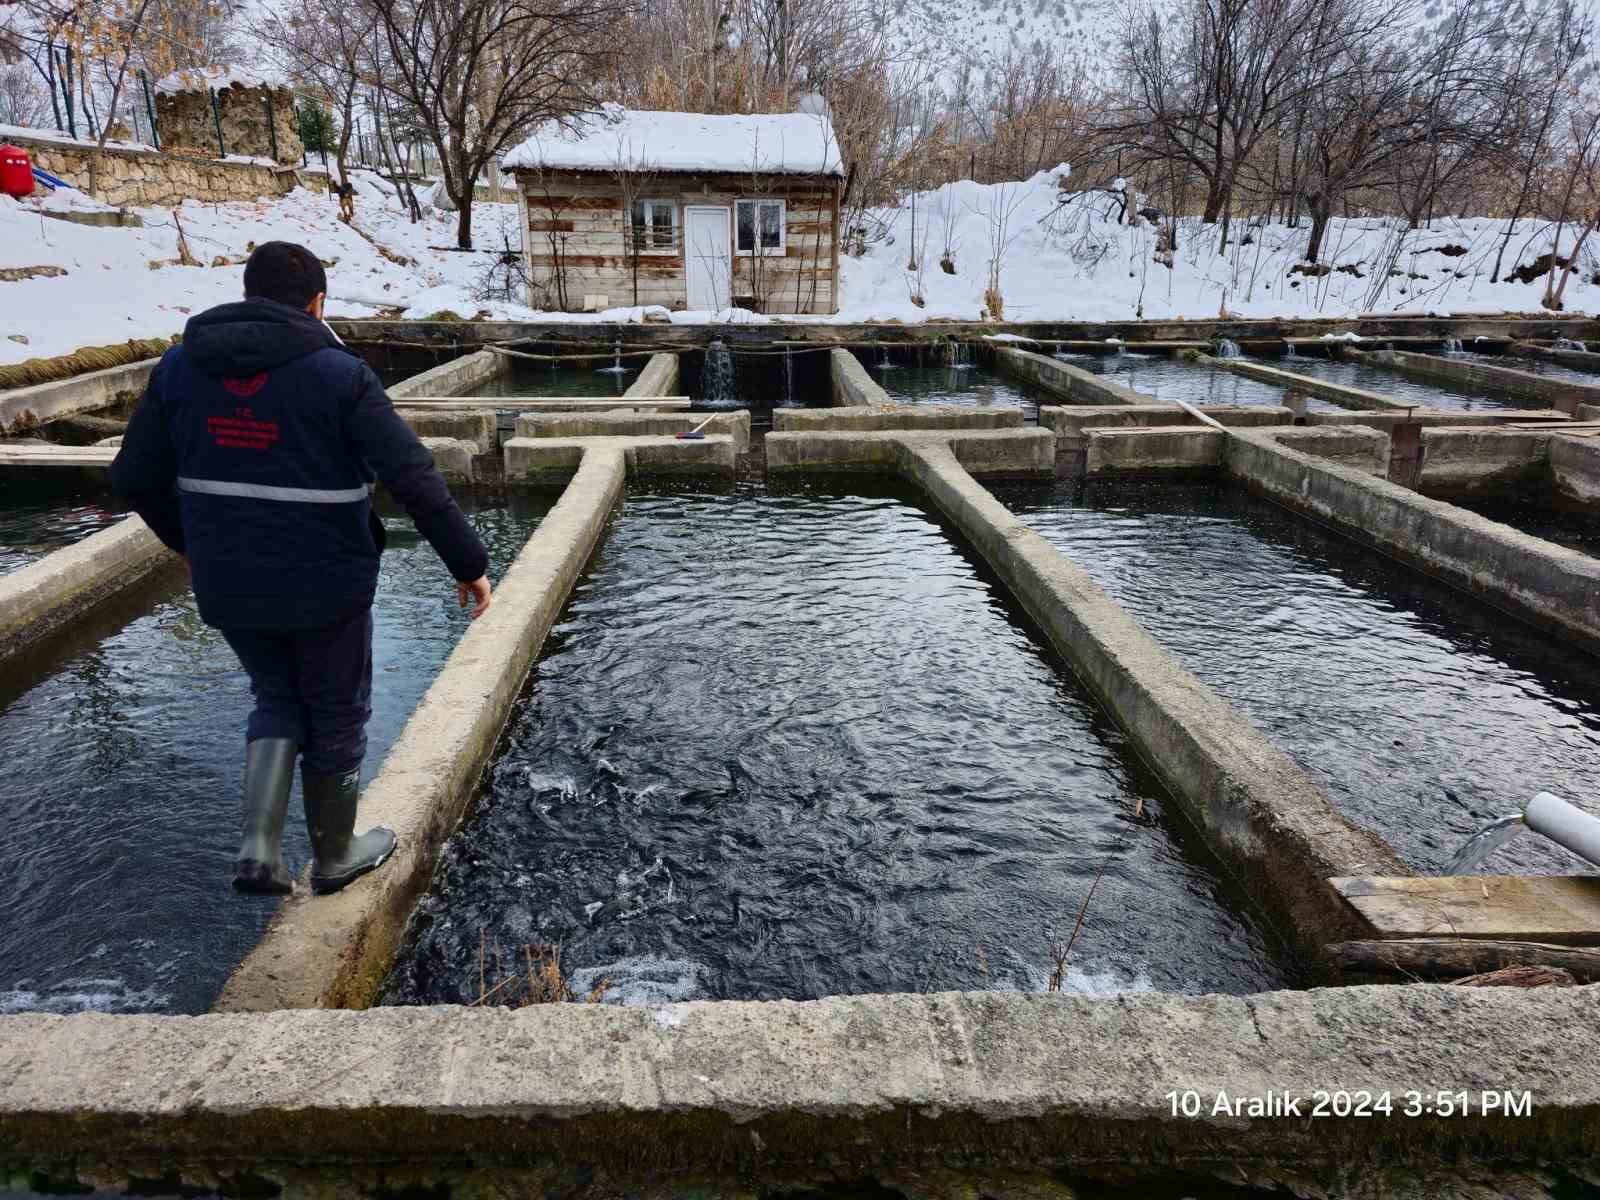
[267,0,373,195]
[1105,0,1325,224]
[367,0,632,249]
[1490,0,1593,280]
[609,137,661,307]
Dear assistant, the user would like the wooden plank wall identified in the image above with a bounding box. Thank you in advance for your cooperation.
[515,170,839,315]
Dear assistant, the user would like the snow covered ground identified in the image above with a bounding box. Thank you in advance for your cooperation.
[2,164,1594,367]
[836,168,1600,323]
[0,170,523,366]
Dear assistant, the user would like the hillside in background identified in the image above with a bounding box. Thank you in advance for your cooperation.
[3,168,1595,366]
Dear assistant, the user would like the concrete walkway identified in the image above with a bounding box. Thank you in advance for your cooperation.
[4,985,1596,1181]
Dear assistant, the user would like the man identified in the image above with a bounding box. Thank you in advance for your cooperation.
[110,241,493,897]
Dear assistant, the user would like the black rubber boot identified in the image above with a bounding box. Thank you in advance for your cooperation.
[233,738,298,895]
[303,765,396,895]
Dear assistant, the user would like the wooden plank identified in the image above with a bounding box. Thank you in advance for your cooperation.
[1330,937,1600,981]
[529,254,685,270]
[526,219,576,233]
[524,195,622,210]
[0,445,114,467]
[1330,875,1600,944]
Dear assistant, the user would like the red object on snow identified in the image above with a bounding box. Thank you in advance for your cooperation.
[0,144,34,199]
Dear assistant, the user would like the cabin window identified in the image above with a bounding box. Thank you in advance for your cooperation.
[631,199,677,253]
[735,198,785,256]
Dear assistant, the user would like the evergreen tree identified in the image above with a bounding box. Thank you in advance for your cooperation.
[296,98,335,155]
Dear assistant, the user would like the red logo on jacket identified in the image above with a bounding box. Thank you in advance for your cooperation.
[223,373,269,397]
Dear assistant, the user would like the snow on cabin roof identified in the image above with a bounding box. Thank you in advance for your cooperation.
[503,106,844,177]
[155,65,288,96]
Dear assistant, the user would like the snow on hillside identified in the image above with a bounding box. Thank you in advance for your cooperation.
[837,168,1600,322]
[887,0,1118,71]
[0,172,521,366]
[2,165,1595,367]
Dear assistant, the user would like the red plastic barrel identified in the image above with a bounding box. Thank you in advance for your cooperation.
[0,144,35,199]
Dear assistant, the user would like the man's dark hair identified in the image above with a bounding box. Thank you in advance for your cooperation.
[243,241,328,310]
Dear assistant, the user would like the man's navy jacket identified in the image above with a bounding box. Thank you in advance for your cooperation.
[110,297,489,632]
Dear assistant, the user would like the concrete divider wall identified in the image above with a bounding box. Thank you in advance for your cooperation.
[1085,426,1224,473]
[773,406,1025,433]
[766,428,1055,479]
[386,348,507,400]
[0,517,177,664]
[0,357,158,435]
[624,352,679,399]
[992,346,1150,406]
[1416,429,1552,494]
[514,410,751,453]
[831,347,892,407]
[1355,347,1600,410]
[1552,434,1600,505]
[1214,357,1408,412]
[416,438,476,483]
[1269,426,1390,476]
[395,408,498,454]
[504,435,737,487]
[1226,430,1600,654]
[1040,404,1291,453]
[4,985,1599,1182]
[1306,409,1541,430]
[897,439,1405,962]
[217,449,627,1011]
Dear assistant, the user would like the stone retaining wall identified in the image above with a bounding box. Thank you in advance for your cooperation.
[154,83,301,164]
[8,132,326,208]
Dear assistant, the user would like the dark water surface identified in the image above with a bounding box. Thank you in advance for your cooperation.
[999,477,1600,873]
[1453,350,1600,391]
[870,361,1044,418]
[480,363,642,397]
[0,497,548,1015]
[0,483,128,575]
[1055,351,1339,412]
[1446,493,1600,559]
[1263,353,1525,410]
[385,483,1290,1007]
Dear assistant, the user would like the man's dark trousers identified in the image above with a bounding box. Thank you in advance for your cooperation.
[222,608,373,777]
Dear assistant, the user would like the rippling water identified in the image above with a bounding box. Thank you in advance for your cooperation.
[1445,493,1600,559]
[384,483,1290,1007]
[480,365,642,397]
[871,363,1044,418]
[1054,352,1339,412]
[999,476,1600,874]
[0,497,548,1015]
[0,483,128,575]
[1452,350,1600,390]
[1265,354,1525,410]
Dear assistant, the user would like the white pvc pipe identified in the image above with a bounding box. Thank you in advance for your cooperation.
[1523,791,1600,868]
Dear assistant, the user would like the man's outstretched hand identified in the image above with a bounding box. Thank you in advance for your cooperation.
[457,575,492,619]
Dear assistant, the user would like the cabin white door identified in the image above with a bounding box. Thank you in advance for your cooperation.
[684,206,731,312]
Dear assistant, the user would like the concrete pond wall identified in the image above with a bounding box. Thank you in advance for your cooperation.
[14,419,1600,1190]
[8,334,1600,1189]
[4,985,1599,1190]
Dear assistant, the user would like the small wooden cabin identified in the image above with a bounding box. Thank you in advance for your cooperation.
[503,107,845,315]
